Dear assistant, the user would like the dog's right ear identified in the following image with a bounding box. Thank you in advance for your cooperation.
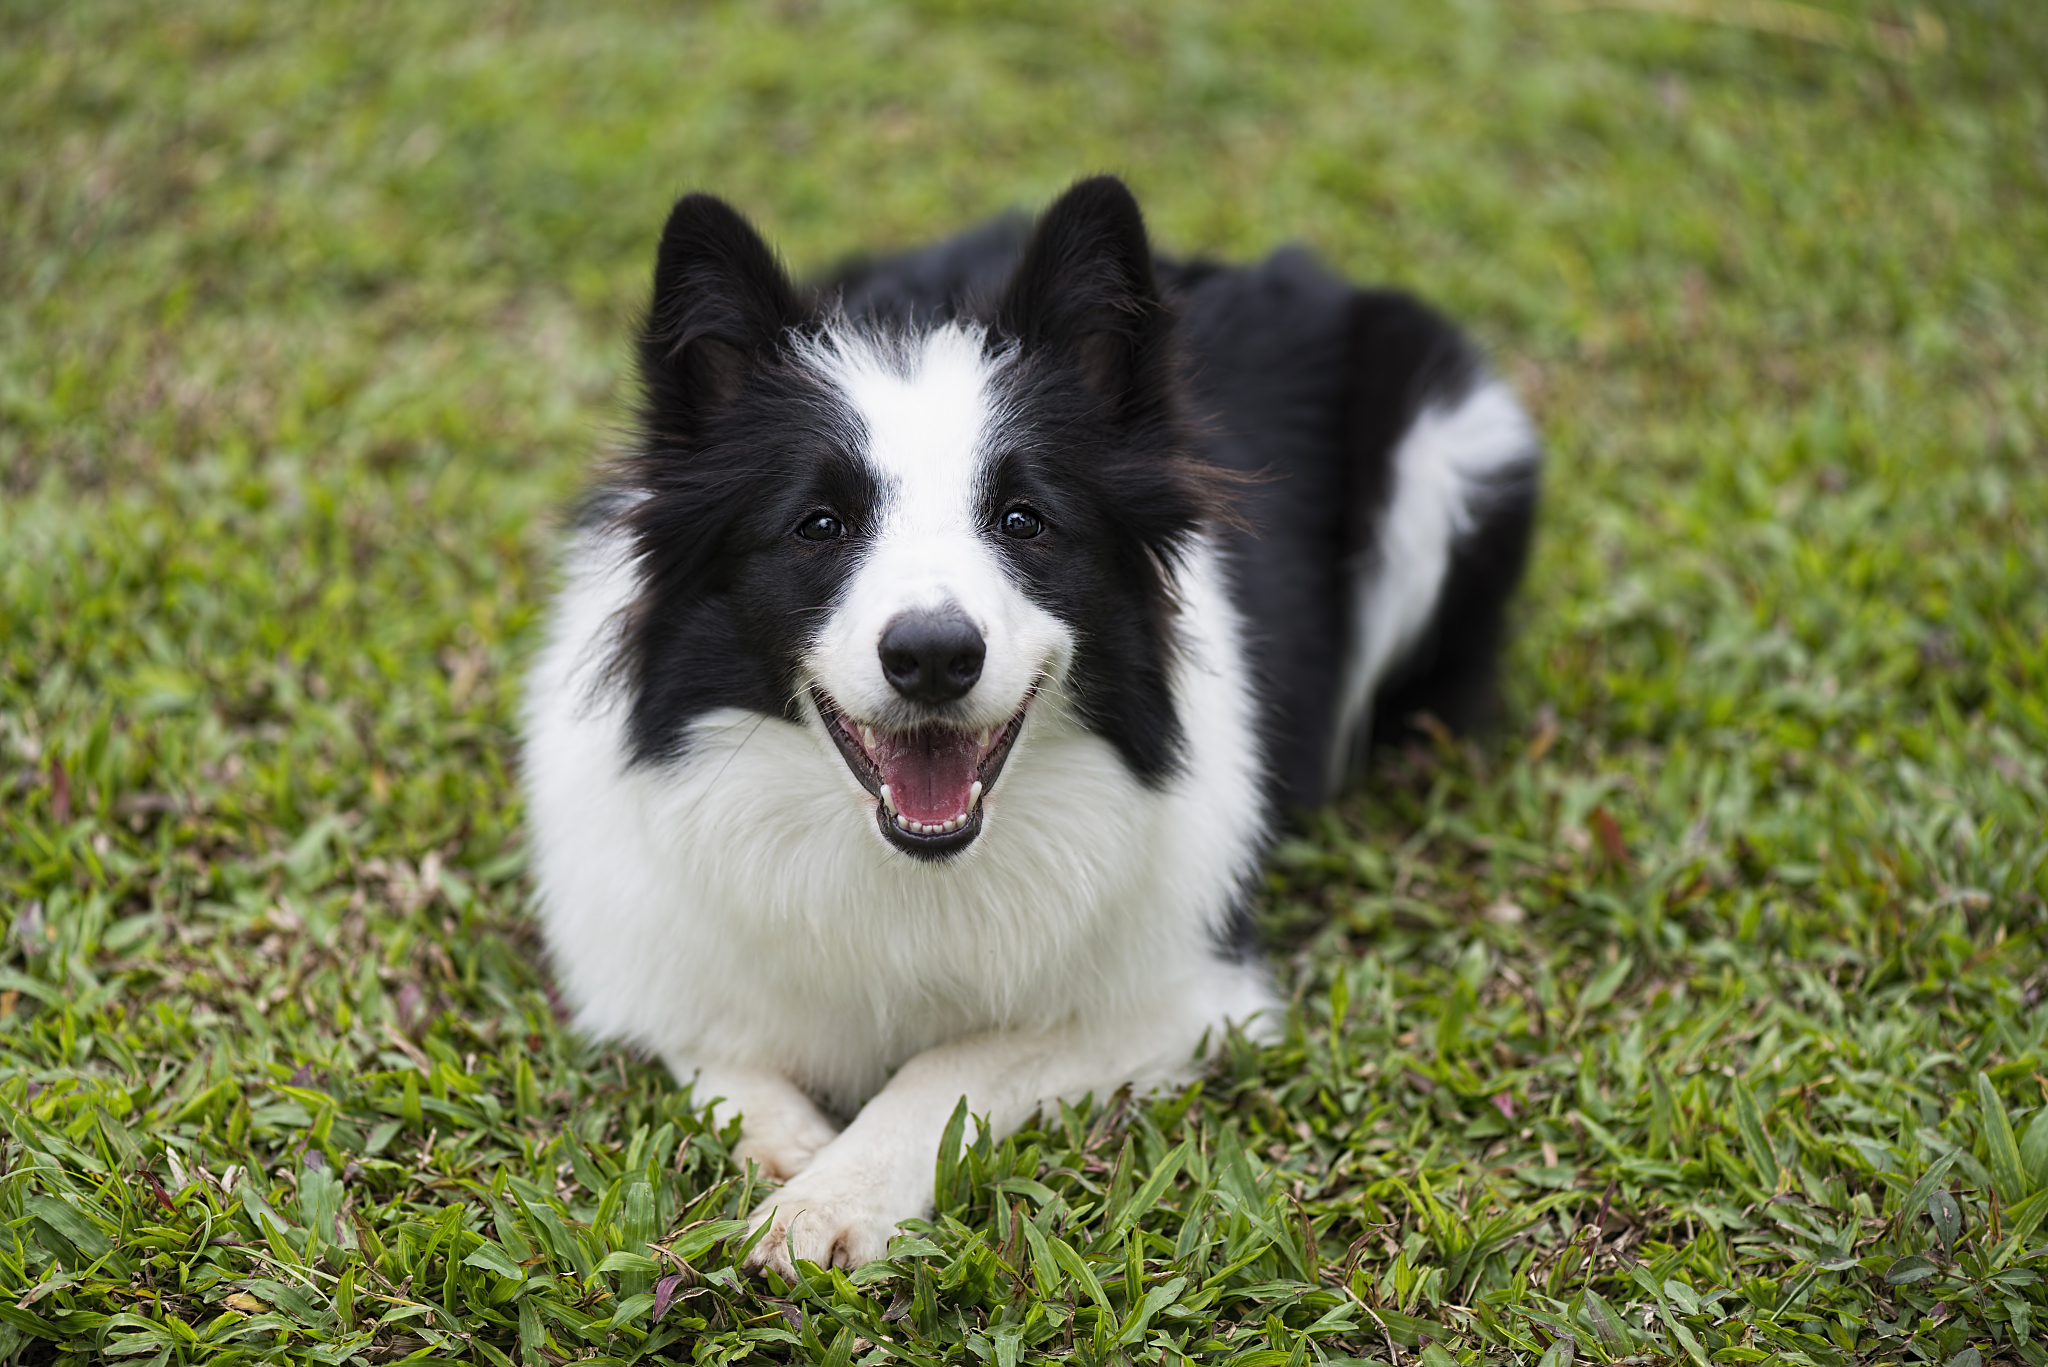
[994,176,1171,417]
[639,194,804,418]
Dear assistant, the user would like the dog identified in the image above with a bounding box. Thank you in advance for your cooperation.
[521,176,1539,1274]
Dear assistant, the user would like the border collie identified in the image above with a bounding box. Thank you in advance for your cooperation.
[522,177,1539,1273]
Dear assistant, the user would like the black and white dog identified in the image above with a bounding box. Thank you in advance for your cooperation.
[523,177,1538,1272]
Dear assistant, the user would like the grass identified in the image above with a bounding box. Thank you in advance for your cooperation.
[2,0,2046,1362]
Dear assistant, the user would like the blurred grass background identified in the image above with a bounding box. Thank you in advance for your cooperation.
[3,1,2046,1363]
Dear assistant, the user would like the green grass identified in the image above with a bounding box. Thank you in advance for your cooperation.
[3,0,2046,1362]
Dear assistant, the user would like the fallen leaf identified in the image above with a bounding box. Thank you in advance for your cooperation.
[17,1273,75,1308]
[1589,805,1630,866]
[49,758,70,824]
[652,1273,683,1323]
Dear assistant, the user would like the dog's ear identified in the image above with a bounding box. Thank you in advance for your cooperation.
[639,193,805,416]
[995,176,1171,412]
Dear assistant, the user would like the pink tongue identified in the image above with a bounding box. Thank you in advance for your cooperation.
[872,728,980,824]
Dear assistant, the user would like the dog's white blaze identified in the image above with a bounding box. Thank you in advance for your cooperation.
[798,324,1069,730]
[1331,378,1537,784]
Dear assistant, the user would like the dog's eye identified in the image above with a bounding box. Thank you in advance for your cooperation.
[796,512,845,542]
[999,507,1045,539]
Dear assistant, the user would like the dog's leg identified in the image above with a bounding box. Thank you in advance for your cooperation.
[668,1058,842,1181]
[740,1005,1237,1276]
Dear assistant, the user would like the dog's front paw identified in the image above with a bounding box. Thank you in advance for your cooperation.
[732,1108,842,1181]
[742,1168,904,1276]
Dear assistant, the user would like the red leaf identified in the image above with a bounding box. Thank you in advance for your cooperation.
[652,1273,682,1323]
[49,759,70,825]
[1588,805,1630,867]
[139,1169,175,1214]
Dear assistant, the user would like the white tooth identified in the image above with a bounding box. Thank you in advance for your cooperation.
[861,726,877,750]
[895,813,911,831]
[879,784,895,813]
[976,728,990,747]
[969,781,983,809]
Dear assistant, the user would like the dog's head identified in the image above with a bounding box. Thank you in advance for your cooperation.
[609,177,1222,859]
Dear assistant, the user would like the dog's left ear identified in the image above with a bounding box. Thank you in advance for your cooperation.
[995,176,1172,415]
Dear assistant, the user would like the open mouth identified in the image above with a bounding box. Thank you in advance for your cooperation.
[811,686,1033,859]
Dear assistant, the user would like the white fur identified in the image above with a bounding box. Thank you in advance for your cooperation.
[1330,378,1538,785]
[522,324,1276,1273]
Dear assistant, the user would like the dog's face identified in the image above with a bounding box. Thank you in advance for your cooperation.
[610,179,1219,859]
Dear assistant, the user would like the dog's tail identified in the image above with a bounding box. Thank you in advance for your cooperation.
[1327,291,1543,795]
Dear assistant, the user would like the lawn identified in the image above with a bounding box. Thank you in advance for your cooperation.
[3,0,2046,1363]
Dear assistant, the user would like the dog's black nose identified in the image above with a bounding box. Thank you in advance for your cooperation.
[879,610,985,703]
